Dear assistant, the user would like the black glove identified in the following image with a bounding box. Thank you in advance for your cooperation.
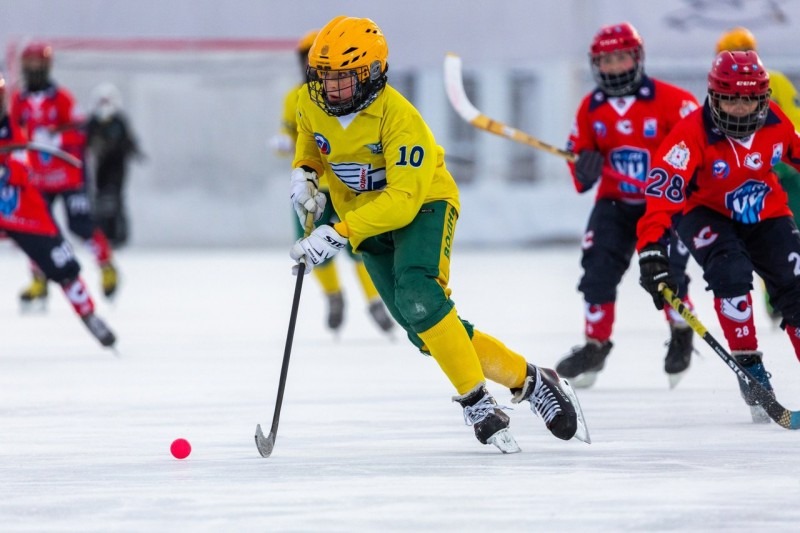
[638,243,675,310]
[574,150,604,189]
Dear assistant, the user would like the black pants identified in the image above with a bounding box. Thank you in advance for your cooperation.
[7,230,81,283]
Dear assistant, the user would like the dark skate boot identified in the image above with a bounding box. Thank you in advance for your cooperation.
[19,273,49,312]
[732,351,774,424]
[453,384,520,453]
[81,313,117,348]
[555,340,613,389]
[367,298,394,333]
[511,364,590,443]
[326,292,345,331]
[665,324,694,389]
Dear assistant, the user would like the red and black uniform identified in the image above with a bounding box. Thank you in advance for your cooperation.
[638,100,800,354]
[10,82,112,264]
[0,114,94,316]
[567,75,699,341]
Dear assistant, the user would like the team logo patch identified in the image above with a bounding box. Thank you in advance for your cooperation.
[616,119,633,135]
[712,160,730,179]
[581,230,594,250]
[726,179,770,224]
[771,143,783,166]
[692,226,718,249]
[664,141,690,170]
[584,302,605,323]
[610,147,649,193]
[720,296,751,323]
[744,152,763,170]
[593,121,607,137]
[365,142,383,155]
[314,133,331,155]
[0,165,20,217]
[643,118,657,138]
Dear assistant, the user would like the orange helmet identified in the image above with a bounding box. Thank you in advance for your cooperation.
[21,41,54,91]
[716,27,758,53]
[306,16,388,116]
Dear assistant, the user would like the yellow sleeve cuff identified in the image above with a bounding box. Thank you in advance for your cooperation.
[333,221,350,238]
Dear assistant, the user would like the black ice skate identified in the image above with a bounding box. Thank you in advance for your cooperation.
[665,324,695,389]
[733,351,774,424]
[367,298,395,333]
[81,313,117,348]
[555,340,613,389]
[454,384,520,453]
[511,365,591,443]
[326,292,345,332]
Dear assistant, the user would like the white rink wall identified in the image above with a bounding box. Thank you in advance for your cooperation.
[1,0,799,247]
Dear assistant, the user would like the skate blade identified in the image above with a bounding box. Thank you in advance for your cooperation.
[559,378,592,444]
[667,370,687,390]
[19,299,48,314]
[749,405,771,424]
[487,428,521,454]
[570,371,599,389]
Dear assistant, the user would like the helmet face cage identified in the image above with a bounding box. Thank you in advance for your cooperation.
[21,43,53,91]
[307,61,387,117]
[708,51,771,139]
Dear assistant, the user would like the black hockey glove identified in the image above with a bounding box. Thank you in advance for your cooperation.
[638,243,675,310]
[574,150,604,189]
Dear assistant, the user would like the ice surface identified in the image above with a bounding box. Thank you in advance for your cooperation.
[1,245,798,532]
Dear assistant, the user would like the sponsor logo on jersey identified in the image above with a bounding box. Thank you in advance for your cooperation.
[679,100,698,118]
[610,147,649,193]
[712,159,730,179]
[726,179,770,224]
[643,118,657,138]
[0,165,21,217]
[664,141,690,170]
[744,152,763,170]
[719,295,751,322]
[330,162,387,193]
[771,143,783,166]
[314,133,331,155]
[365,142,382,155]
[443,205,457,258]
[616,119,633,135]
[593,121,607,137]
[692,226,718,249]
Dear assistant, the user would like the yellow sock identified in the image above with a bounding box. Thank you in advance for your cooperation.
[471,330,528,389]
[417,308,485,395]
[354,261,380,301]
[313,261,341,294]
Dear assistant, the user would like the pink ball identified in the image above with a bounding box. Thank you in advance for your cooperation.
[170,438,191,459]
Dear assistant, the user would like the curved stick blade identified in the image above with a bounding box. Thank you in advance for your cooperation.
[254,424,276,458]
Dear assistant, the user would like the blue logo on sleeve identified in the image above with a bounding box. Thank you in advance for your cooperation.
[314,133,331,155]
[0,165,20,217]
[712,160,730,179]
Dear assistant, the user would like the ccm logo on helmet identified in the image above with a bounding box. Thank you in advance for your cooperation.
[737,81,757,86]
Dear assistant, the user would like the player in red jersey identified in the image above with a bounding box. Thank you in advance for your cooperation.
[0,72,115,347]
[9,42,119,309]
[556,22,700,388]
[638,50,800,422]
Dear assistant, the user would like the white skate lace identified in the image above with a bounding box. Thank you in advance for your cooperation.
[462,394,511,425]
[530,370,562,425]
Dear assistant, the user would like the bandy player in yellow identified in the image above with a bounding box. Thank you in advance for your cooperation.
[287,15,589,452]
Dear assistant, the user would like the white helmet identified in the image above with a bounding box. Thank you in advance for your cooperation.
[91,82,122,121]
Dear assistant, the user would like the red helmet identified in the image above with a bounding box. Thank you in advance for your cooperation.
[589,22,645,96]
[21,41,53,91]
[708,50,771,138]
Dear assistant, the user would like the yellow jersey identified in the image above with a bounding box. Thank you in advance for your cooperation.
[770,69,800,130]
[294,84,460,251]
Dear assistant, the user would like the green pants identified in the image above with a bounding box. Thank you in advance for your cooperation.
[358,200,473,350]
[293,190,360,264]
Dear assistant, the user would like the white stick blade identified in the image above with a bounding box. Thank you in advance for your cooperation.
[443,53,480,122]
